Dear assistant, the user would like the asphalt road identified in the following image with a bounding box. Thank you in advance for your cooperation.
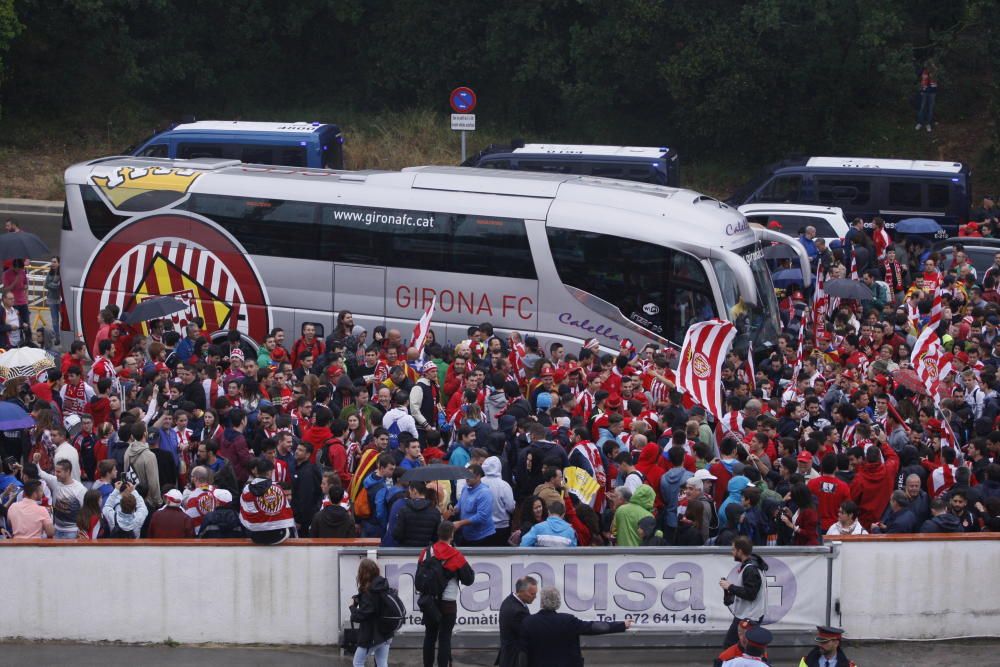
[1,640,998,666]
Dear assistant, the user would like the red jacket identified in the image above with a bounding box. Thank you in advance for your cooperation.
[807,474,852,531]
[325,437,351,488]
[148,506,195,539]
[291,337,324,369]
[709,459,739,508]
[635,443,665,508]
[850,442,900,530]
[218,430,253,484]
[304,425,333,465]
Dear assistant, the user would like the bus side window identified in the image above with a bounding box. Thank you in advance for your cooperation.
[479,159,511,169]
[927,183,950,209]
[518,160,573,174]
[756,176,801,203]
[888,181,922,209]
[138,144,168,158]
[80,186,129,240]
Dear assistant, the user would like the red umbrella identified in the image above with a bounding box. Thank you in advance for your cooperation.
[892,368,927,395]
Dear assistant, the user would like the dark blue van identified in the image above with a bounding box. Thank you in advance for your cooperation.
[130,121,345,169]
[463,142,680,187]
[727,156,971,236]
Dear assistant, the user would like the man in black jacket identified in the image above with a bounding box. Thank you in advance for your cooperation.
[520,586,631,667]
[496,576,538,667]
[392,481,442,547]
[309,479,356,538]
[291,442,322,533]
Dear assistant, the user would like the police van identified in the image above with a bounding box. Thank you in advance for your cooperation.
[727,156,971,236]
[129,121,345,169]
[462,142,680,187]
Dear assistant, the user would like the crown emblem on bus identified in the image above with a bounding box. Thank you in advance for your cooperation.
[91,167,201,208]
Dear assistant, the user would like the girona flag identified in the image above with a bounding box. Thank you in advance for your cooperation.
[910,326,942,398]
[676,319,737,421]
[410,296,436,354]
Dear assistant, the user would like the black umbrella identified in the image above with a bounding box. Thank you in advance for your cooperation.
[123,295,189,324]
[0,231,52,261]
[401,464,473,482]
[823,278,873,300]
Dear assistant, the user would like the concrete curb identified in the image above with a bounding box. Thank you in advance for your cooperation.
[0,198,63,215]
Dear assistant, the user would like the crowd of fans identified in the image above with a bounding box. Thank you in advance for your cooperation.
[0,199,999,546]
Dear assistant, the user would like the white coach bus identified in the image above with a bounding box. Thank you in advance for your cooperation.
[60,157,808,353]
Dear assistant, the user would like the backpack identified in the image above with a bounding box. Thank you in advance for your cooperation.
[386,418,402,450]
[354,477,385,521]
[376,586,406,637]
[99,511,134,539]
[414,547,448,599]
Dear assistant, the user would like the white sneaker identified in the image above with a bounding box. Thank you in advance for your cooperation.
[927,125,932,132]
[915,124,922,130]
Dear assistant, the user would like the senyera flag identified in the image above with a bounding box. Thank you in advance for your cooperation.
[676,319,737,421]
[410,296,437,354]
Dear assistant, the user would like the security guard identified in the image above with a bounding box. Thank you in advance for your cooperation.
[721,626,772,666]
[715,619,771,667]
[799,626,857,667]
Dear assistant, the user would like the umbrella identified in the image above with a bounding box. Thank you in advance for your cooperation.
[763,244,800,260]
[895,217,943,235]
[401,465,473,483]
[824,279,874,300]
[123,295,189,325]
[0,401,34,430]
[892,368,928,395]
[771,268,804,288]
[0,347,55,380]
[0,231,52,261]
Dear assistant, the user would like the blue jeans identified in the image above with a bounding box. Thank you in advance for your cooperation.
[918,91,936,126]
[48,303,60,340]
[353,640,390,667]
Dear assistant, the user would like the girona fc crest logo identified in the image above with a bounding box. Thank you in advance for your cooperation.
[692,352,712,379]
[920,351,938,377]
[78,214,271,345]
[256,484,285,516]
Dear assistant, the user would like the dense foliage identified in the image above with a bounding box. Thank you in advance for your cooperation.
[0,0,995,161]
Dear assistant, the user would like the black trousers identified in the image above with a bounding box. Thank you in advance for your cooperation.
[423,600,457,667]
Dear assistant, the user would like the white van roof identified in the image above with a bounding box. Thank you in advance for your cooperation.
[804,156,962,173]
[513,144,669,158]
[170,121,330,134]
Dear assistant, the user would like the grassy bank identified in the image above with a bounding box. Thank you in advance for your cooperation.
[0,105,995,202]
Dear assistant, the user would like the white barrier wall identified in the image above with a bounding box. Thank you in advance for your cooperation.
[0,537,997,645]
[0,543,348,644]
[835,536,1000,640]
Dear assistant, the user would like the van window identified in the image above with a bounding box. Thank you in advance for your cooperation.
[517,160,574,174]
[479,159,511,169]
[816,178,870,206]
[279,147,307,167]
[183,194,321,259]
[138,144,168,158]
[746,214,836,238]
[320,206,535,279]
[927,183,951,209]
[546,228,714,341]
[756,176,801,203]
[240,146,274,165]
[178,143,224,159]
[888,181,923,209]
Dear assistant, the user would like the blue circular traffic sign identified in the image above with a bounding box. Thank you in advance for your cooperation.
[450,87,477,113]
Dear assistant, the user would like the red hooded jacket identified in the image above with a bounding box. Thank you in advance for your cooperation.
[635,443,665,508]
[850,442,900,529]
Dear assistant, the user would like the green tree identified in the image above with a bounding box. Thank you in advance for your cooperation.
[0,0,23,119]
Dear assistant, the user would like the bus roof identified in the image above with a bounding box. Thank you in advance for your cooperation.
[65,157,753,251]
[512,144,670,158]
[170,121,337,135]
[803,156,963,174]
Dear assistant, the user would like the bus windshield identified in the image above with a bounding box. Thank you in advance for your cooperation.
[712,244,780,351]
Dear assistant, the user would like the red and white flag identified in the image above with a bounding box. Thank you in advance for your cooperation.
[410,297,436,354]
[850,245,859,281]
[509,336,528,380]
[812,264,829,345]
[910,326,942,399]
[782,311,808,405]
[746,341,756,392]
[928,283,943,329]
[675,319,736,420]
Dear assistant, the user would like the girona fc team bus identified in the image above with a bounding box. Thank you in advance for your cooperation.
[60,156,808,354]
